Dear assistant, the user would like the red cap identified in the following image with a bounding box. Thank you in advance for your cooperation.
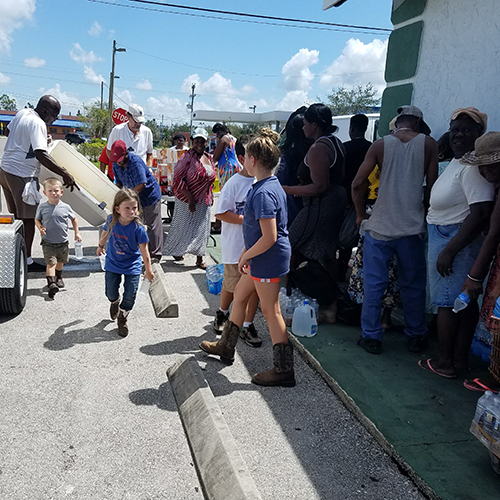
[110,140,128,162]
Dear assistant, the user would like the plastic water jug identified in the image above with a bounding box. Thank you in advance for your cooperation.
[292,300,318,338]
[74,241,83,260]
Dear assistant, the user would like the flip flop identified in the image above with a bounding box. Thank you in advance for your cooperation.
[463,378,500,394]
[196,261,207,270]
[173,256,184,261]
[418,359,457,379]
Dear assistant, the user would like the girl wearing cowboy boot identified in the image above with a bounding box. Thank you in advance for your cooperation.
[200,128,295,387]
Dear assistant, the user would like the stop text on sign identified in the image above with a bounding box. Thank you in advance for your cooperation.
[112,108,128,125]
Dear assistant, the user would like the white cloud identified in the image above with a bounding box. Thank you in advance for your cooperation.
[241,85,256,96]
[83,66,105,84]
[282,49,319,92]
[320,38,388,95]
[42,84,85,115]
[146,95,189,121]
[182,72,263,112]
[276,91,309,111]
[69,43,103,65]
[24,57,45,68]
[0,0,35,53]
[136,79,152,91]
[0,71,11,84]
[116,90,133,108]
[88,21,102,37]
[108,29,115,39]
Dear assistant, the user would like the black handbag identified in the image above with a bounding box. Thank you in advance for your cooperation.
[289,259,337,306]
[338,205,359,250]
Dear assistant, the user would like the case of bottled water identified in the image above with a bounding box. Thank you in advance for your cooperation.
[470,390,500,473]
[206,263,224,295]
[280,287,319,328]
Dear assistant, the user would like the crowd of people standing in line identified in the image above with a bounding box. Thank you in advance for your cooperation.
[4,95,500,393]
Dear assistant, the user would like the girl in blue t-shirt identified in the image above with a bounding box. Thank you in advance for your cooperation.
[97,189,154,337]
[200,128,295,387]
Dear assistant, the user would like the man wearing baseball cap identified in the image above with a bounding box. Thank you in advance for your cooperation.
[110,140,163,262]
[106,103,153,167]
[352,104,439,355]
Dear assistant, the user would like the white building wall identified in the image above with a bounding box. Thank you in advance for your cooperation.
[412,0,500,138]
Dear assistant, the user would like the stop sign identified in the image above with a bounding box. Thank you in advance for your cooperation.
[112,107,128,125]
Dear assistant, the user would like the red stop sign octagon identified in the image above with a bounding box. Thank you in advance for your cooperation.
[112,108,128,125]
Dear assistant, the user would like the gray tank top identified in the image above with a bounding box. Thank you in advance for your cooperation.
[365,133,426,239]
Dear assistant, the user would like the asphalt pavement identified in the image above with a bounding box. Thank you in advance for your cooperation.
[0,207,427,499]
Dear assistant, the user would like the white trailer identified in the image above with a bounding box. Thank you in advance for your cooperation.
[0,136,27,314]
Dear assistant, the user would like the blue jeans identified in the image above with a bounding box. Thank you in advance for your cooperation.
[105,271,141,311]
[428,223,484,308]
[362,232,427,341]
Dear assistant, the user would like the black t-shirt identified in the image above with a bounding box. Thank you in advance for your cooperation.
[342,137,371,203]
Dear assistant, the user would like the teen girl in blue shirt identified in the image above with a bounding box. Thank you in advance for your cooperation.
[200,128,295,387]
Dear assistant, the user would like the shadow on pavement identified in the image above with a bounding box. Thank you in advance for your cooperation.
[44,319,119,350]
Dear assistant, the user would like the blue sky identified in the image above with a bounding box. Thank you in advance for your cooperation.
[0,0,393,125]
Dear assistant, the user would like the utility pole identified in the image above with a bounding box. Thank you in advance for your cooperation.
[100,81,104,109]
[108,40,126,135]
[188,83,196,140]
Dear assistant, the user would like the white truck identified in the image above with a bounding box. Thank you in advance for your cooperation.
[0,136,27,314]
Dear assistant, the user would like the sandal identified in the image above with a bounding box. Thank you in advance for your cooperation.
[173,256,184,261]
[463,378,500,394]
[418,359,457,379]
[196,261,207,270]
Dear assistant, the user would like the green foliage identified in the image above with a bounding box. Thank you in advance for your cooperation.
[0,94,17,111]
[228,123,261,137]
[79,103,110,139]
[76,138,107,163]
[326,83,380,116]
[150,122,191,147]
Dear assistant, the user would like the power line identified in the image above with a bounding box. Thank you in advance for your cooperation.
[87,0,392,35]
[123,0,392,32]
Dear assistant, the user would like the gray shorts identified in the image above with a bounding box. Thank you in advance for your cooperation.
[0,169,39,219]
[42,241,69,266]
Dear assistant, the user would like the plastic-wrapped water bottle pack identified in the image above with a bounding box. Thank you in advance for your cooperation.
[279,287,319,328]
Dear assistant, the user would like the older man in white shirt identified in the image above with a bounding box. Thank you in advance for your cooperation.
[107,104,153,167]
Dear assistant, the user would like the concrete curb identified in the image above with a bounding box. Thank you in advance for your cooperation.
[150,262,179,318]
[287,333,439,500]
[167,355,262,500]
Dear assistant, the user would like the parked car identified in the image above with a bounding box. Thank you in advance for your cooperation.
[65,133,86,145]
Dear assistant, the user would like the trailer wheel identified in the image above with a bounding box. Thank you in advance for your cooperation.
[0,233,27,314]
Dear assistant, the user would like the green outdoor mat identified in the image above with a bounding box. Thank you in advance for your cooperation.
[296,321,500,500]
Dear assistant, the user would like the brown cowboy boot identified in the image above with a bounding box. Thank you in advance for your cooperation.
[199,320,240,364]
[252,342,296,387]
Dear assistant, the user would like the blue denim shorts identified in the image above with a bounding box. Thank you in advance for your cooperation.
[427,223,483,308]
